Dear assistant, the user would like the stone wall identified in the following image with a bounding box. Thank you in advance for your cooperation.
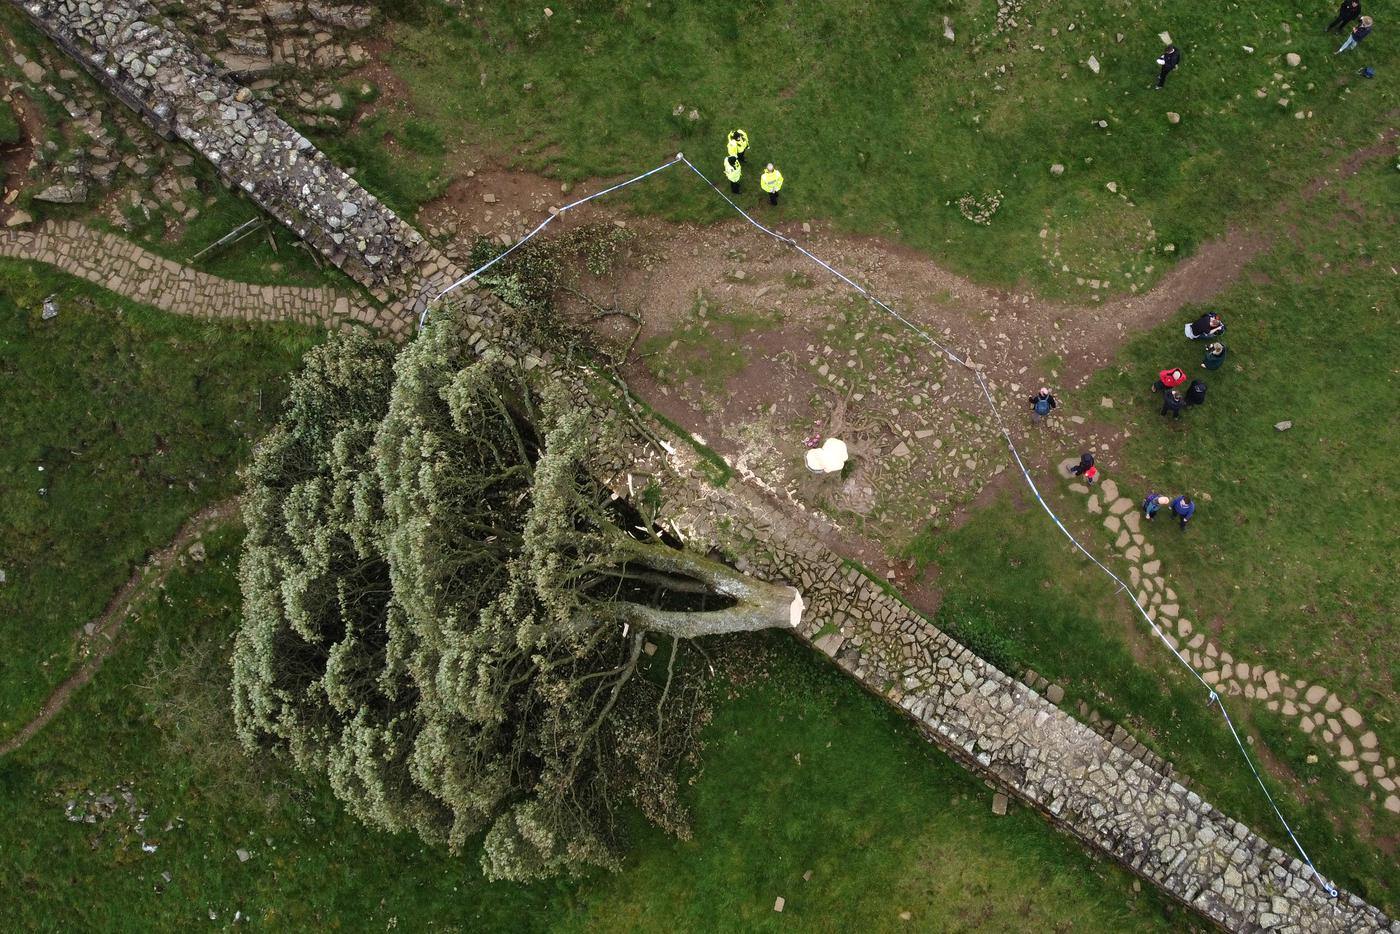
[10,0,462,334]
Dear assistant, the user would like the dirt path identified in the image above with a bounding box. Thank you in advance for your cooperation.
[0,498,239,758]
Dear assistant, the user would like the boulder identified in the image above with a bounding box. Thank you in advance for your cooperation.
[34,181,88,204]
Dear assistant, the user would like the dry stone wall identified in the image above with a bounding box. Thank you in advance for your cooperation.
[15,1,1397,929]
[11,0,463,334]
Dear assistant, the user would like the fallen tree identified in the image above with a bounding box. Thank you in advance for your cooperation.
[232,312,800,880]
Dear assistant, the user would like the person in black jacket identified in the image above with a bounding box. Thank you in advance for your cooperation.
[1337,15,1373,53]
[1328,0,1362,33]
[1185,379,1207,407]
[1185,312,1225,340]
[1155,44,1181,89]
[1161,389,1185,419]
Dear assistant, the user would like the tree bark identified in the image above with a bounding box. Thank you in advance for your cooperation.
[607,538,804,639]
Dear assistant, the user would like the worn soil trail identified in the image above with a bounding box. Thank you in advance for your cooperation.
[0,498,239,758]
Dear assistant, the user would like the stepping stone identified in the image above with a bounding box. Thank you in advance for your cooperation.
[1263,670,1278,694]
[1100,478,1119,501]
[1187,634,1204,649]
[1300,715,1315,733]
[1142,542,1154,557]
[1176,618,1192,637]
[1152,577,1166,592]
[1087,496,1102,514]
[1123,511,1140,534]
[1353,772,1369,788]
[1324,693,1342,714]
[1386,796,1400,815]
[1104,514,1121,532]
[1158,603,1178,618]
[1142,560,1161,575]
[1339,737,1354,757]
[1165,587,1177,602]
[1205,643,1218,659]
[1340,759,1359,772]
[1109,497,1133,515]
[1235,662,1250,681]
[1305,685,1327,704]
[1129,566,1141,587]
[1125,546,1141,562]
[1282,701,1296,715]
[1069,483,1089,494]
[1341,707,1362,728]
[1142,577,1156,593]
[1058,458,1079,478]
[1114,530,1130,550]
[1361,731,1378,750]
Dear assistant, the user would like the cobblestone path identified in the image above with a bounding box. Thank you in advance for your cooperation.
[0,220,379,331]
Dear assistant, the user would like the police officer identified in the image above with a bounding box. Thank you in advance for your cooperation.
[761,163,784,206]
[724,154,742,194]
[727,129,749,165]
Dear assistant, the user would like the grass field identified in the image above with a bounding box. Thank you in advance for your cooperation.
[369,1,1400,299]
[904,157,1400,913]
[0,525,1186,932]
[0,260,323,735]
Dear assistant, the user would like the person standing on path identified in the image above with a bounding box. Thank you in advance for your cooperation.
[1186,312,1225,340]
[1161,389,1185,419]
[1337,16,1374,53]
[724,155,743,194]
[1171,494,1195,530]
[1155,44,1182,89]
[1328,0,1362,33]
[1152,366,1188,393]
[761,163,784,206]
[727,129,749,165]
[1070,452,1099,484]
[1202,341,1227,370]
[1029,387,1058,424]
[1143,492,1171,520]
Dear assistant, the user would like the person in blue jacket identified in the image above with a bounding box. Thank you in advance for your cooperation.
[1171,495,1195,530]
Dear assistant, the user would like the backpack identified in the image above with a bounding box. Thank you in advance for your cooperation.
[1033,396,1052,416]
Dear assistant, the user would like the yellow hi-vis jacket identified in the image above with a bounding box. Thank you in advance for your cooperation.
[760,167,784,193]
[724,157,742,183]
[726,129,749,158]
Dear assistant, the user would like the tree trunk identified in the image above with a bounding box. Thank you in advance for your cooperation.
[608,538,804,639]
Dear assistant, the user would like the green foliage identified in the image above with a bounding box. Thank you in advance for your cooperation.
[931,595,1024,675]
[467,222,636,312]
[0,537,1176,931]
[233,315,778,881]
[0,258,320,733]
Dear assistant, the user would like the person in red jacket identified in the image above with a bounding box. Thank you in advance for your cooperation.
[1069,451,1099,484]
[1151,367,1188,393]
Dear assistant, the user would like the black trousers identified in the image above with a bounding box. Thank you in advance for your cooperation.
[1161,403,1182,418]
[768,191,779,206]
[1156,64,1176,88]
[730,181,740,194]
[1328,12,1359,32]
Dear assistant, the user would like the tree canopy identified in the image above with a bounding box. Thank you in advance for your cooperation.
[232,312,800,880]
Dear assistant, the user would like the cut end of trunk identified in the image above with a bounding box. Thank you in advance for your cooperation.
[788,588,805,628]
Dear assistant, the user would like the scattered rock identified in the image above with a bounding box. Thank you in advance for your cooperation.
[35,182,89,204]
[1274,420,1292,431]
[189,541,206,563]
[1100,396,1114,408]
[943,16,955,42]
[1286,52,1301,67]
[1046,683,1065,704]
[20,60,45,84]
[41,294,59,320]
[6,210,33,228]
[1166,112,1181,125]
[991,792,1009,815]
[1087,55,1100,74]
[1159,31,1172,45]
[1050,163,1065,176]
[773,896,785,913]
[236,848,251,862]
[482,192,497,204]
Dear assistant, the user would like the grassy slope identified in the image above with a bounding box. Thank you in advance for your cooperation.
[0,527,1184,932]
[377,1,1400,298]
[907,160,1400,912]
[0,260,322,734]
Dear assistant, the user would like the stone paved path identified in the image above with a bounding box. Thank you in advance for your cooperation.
[1060,463,1400,817]
[0,220,378,331]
